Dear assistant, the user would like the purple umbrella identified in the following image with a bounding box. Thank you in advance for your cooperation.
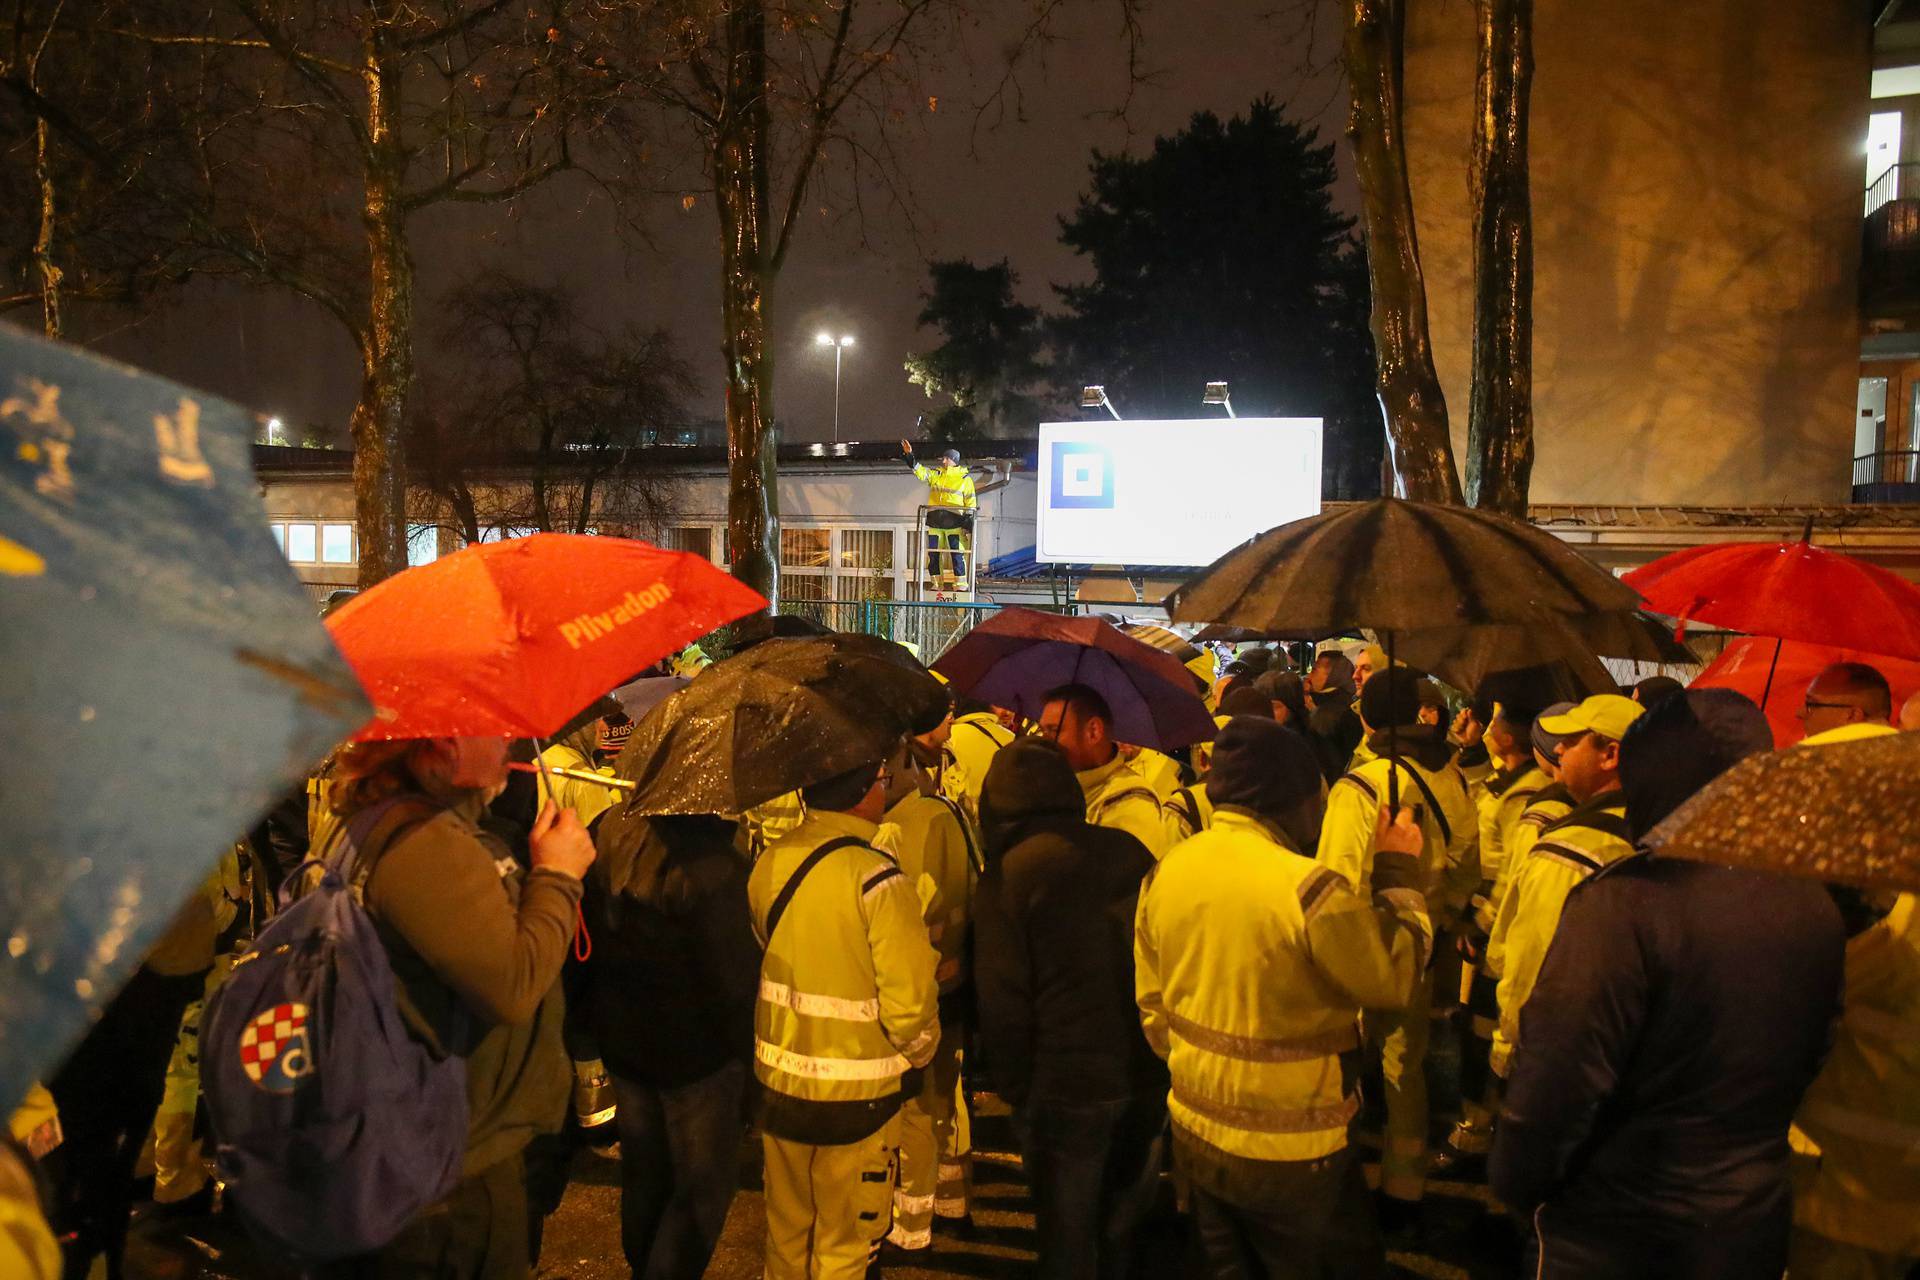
[933,608,1215,750]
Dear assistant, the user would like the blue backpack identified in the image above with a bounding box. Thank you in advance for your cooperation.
[203,796,468,1262]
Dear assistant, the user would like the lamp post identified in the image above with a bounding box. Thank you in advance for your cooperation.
[815,332,855,441]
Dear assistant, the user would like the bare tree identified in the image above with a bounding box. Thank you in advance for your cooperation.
[1464,0,1533,515]
[1343,0,1463,503]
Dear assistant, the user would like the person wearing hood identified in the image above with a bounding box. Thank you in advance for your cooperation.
[1490,690,1846,1279]
[973,738,1164,1280]
[577,810,758,1280]
[874,738,981,1258]
[1138,718,1432,1278]
[1038,683,1169,859]
[1485,695,1644,1085]
[1783,714,1920,1278]
[1317,667,1478,1227]
[1305,651,1364,783]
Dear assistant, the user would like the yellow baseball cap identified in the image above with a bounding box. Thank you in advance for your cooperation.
[1537,693,1644,742]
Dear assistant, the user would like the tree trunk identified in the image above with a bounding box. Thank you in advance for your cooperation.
[350,47,412,588]
[716,0,778,609]
[1344,0,1464,504]
[1465,0,1534,516]
[32,116,62,339]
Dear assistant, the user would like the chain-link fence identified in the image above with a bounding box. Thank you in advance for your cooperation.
[777,597,1074,663]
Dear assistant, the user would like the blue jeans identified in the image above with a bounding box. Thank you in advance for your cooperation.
[1017,1095,1167,1280]
[610,1062,747,1280]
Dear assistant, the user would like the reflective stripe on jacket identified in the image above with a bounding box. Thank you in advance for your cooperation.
[875,790,977,997]
[1136,810,1429,1162]
[1488,793,1633,1076]
[748,812,940,1106]
[913,462,976,509]
[1078,755,1168,859]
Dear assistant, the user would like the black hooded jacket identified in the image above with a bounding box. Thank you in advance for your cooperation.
[1490,690,1846,1279]
[973,739,1167,1108]
[576,811,760,1088]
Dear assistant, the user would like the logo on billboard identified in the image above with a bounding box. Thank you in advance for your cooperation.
[1049,442,1115,509]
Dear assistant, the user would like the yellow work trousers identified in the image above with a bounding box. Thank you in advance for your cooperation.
[890,1036,971,1249]
[763,1112,902,1280]
[1367,970,1433,1203]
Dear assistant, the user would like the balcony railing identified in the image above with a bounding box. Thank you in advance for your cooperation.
[1867,162,1917,216]
[1853,450,1920,503]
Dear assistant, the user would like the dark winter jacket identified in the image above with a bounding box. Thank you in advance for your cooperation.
[1491,689,1845,1280]
[1306,690,1363,783]
[578,811,760,1089]
[974,739,1167,1108]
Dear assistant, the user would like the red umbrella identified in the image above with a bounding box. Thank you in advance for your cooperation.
[1690,636,1920,748]
[932,608,1215,750]
[1623,534,1920,661]
[327,533,765,741]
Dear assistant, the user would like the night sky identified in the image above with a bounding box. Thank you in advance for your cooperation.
[101,1,1352,447]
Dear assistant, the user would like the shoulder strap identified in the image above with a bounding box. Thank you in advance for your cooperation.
[764,836,868,943]
[1091,786,1158,818]
[1393,764,1453,848]
[931,794,982,876]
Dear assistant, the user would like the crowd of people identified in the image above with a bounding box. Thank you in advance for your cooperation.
[8,628,1920,1280]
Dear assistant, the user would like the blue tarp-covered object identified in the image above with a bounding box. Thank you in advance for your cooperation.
[0,327,367,1110]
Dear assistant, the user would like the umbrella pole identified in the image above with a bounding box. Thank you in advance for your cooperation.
[1387,629,1400,813]
[1759,637,1783,713]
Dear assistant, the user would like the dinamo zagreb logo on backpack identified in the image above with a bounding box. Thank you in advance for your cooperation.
[238,1002,314,1094]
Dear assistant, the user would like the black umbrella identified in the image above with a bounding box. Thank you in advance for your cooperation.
[1167,498,1644,805]
[609,633,948,817]
[0,329,367,1110]
[1165,498,1641,634]
[1395,611,1696,696]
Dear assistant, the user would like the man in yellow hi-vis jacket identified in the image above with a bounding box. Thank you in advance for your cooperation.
[749,759,942,1280]
[874,744,981,1258]
[901,440,977,580]
[1488,695,1643,1082]
[1138,718,1432,1276]
[1316,669,1478,1225]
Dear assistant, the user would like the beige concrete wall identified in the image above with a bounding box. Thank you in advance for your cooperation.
[1403,0,1870,504]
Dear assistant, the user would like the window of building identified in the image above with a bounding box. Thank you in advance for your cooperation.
[320,523,355,565]
[782,574,831,603]
[780,527,831,569]
[659,526,715,561]
[269,523,287,555]
[406,524,441,567]
[838,528,892,571]
[1872,66,1920,100]
[285,522,318,564]
[1868,111,1903,210]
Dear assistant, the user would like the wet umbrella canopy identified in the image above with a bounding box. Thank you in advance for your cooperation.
[1645,730,1920,893]
[933,608,1215,750]
[611,634,948,816]
[0,329,368,1109]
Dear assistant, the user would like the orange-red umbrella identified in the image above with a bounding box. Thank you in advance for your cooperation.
[1689,636,1920,748]
[327,533,765,741]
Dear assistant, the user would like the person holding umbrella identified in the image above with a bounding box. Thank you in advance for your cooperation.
[1038,684,1170,859]
[322,736,597,1277]
[749,758,942,1280]
[1316,668,1478,1232]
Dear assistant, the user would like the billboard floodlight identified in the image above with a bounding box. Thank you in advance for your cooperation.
[1202,382,1236,418]
[1080,384,1122,420]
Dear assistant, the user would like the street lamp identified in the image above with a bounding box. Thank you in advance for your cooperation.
[815,331,855,441]
[1080,384,1122,420]
[1202,382,1236,418]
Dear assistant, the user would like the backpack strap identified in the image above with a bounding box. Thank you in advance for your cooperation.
[762,836,868,944]
[1091,786,1159,821]
[930,794,982,876]
[1393,764,1453,849]
[280,796,444,907]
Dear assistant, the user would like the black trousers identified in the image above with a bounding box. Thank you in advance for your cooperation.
[1178,1140,1384,1280]
[48,964,206,1280]
[611,1062,747,1280]
[328,1153,530,1280]
[1016,1094,1166,1280]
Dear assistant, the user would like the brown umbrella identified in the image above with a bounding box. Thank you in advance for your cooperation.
[1644,729,1920,893]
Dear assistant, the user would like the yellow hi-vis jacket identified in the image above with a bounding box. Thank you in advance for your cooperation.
[748,812,941,1111]
[743,790,808,860]
[1472,763,1551,934]
[1126,746,1187,802]
[1162,782,1215,848]
[875,787,978,998]
[1506,781,1573,869]
[535,742,623,829]
[1135,809,1432,1162]
[913,460,976,510]
[944,713,1014,823]
[1077,754,1169,859]
[1486,791,1634,1077]
[1787,722,1920,1254]
[1317,754,1479,927]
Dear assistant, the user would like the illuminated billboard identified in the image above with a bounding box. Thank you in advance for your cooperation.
[1035,418,1322,566]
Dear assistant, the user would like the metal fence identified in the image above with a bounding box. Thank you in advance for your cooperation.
[778,597,1074,661]
[1854,449,1920,487]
